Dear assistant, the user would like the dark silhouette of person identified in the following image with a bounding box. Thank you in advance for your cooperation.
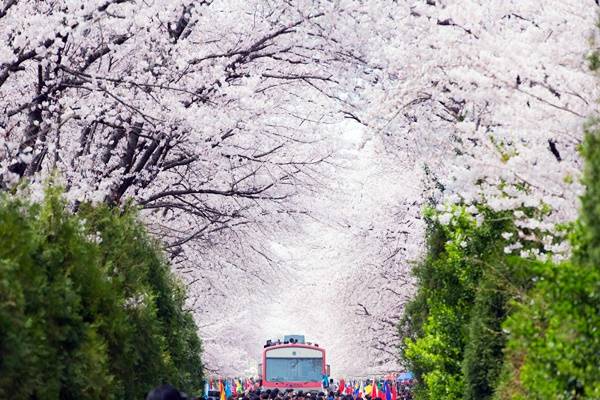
[146,384,187,400]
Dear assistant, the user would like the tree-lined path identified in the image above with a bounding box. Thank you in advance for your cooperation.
[1,1,600,399]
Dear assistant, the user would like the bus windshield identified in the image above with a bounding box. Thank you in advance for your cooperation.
[265,357,322,382]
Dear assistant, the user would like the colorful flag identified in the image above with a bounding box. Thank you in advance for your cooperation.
[359,380,365,398]
[372,380,378,399]
[225,380,232,399]
[322,374,330,389]
[204,381,210,399]
[219,380,226,400]
[339,379,345,395]
[384,381,392,400]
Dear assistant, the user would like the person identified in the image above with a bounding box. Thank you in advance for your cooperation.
[146,384,188,400]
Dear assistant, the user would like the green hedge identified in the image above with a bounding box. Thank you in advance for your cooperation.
[494,124,600,400]
[0,186,203,399]
[400,125,600,399]
[400,207,522,400]
[495,260,600,399]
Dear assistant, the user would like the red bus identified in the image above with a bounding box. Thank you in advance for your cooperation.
[259,335,330,393]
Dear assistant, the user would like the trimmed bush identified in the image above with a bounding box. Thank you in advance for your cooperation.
[401,207,518,400]
[401,123,600,400]
[495,124,600,400]
[0,186,202,399]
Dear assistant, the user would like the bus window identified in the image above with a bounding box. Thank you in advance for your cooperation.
[266,358,322,382]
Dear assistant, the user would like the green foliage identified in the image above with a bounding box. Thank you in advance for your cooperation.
[495,124,600,400]
[489,136,519,163]
[495,261,600,400]
[403,25,600,400]
[462,256,541,400]
[587,50,600,72]
[462,269,508,400]
[588,51,600,72]
[401,206,519,400]
[404,123,600,400]
[573,120,600,265]
[0,187,203,399]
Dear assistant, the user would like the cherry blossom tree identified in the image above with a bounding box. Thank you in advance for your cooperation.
[2,0,599,376]
[345,0,598,222]
[308,0,600,374]
[0,0,345,373]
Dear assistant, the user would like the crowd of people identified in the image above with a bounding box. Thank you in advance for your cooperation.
[319,377,414,400]
[145,376,414,400]
[216,385,414,400]
[211,387,413,400]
